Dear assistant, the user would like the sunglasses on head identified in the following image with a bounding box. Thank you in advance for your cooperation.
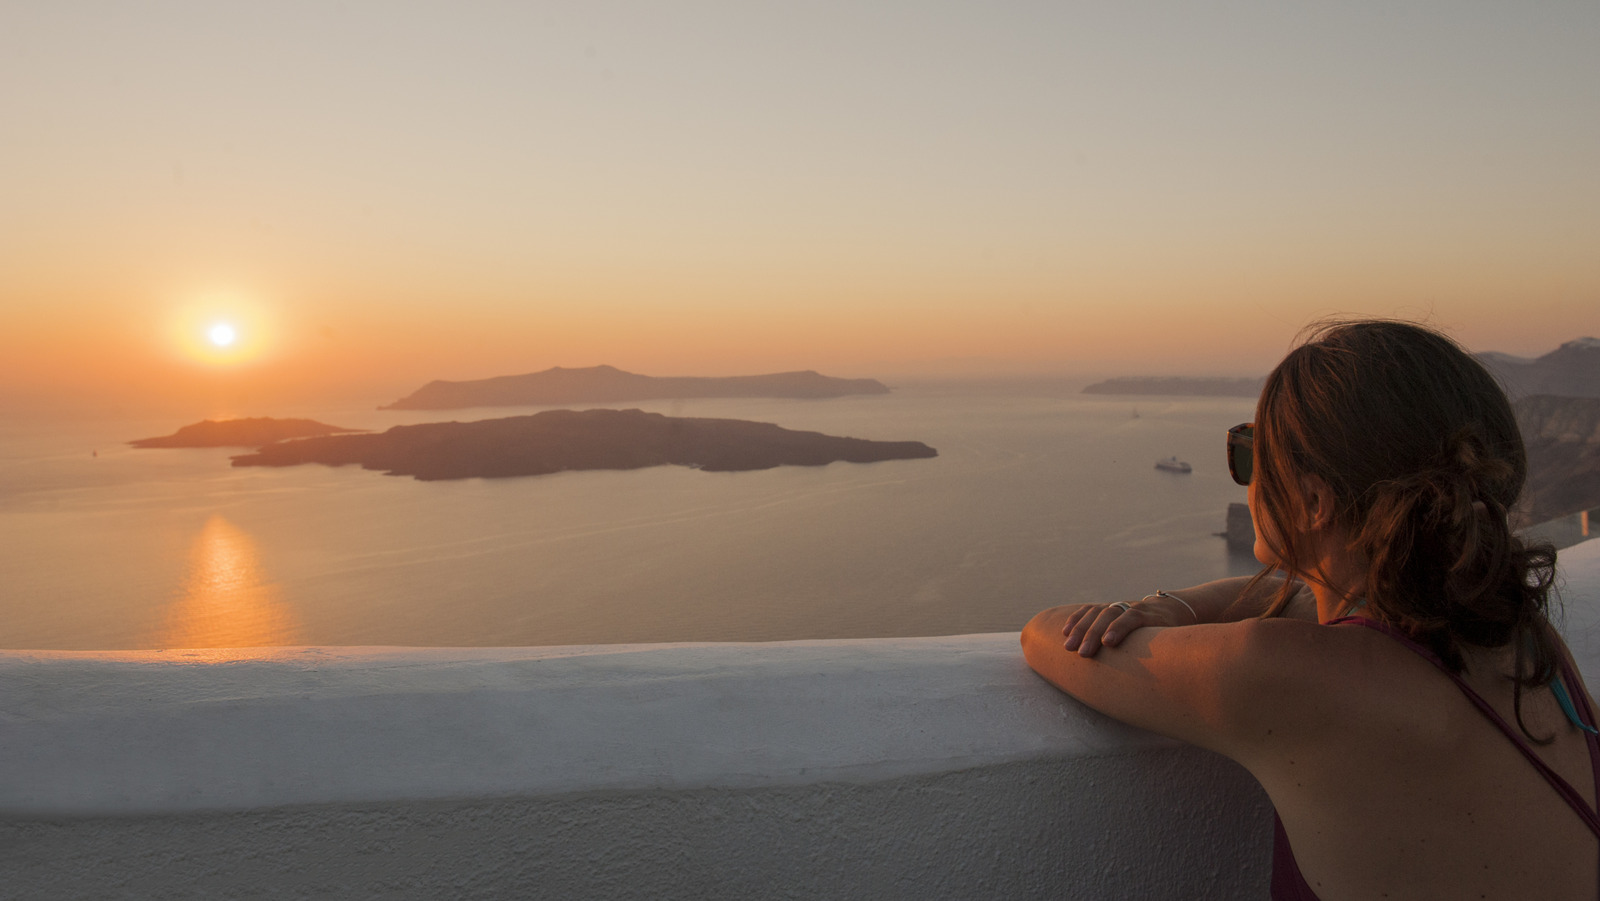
[1226,422,1254,486]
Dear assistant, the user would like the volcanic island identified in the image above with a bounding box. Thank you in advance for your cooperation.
[130,417,367,448]
[227,408,937,481]
[380,365,890,410]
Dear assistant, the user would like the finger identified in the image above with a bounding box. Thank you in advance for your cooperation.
[1059,607,1091,634]
[1102,606,1141,647]
[1056,604,1094,649]
[1061,606,1101,652]
[1075,606,1129,658]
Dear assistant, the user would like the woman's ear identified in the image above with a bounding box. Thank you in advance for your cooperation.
[1298,474,1338,531]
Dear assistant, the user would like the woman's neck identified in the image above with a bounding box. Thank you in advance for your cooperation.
[1313,585,1366,623]
[1304,538,1370,623]
[1305,553,1369,624]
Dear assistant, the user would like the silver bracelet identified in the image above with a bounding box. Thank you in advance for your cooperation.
[1141,590,1198,623]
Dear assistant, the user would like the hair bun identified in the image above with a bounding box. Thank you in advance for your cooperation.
[1444,426,1519,503]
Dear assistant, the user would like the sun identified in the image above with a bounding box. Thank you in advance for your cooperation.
[169,292,276,367]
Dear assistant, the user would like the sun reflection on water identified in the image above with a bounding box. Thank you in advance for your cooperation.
[161,515,301,649]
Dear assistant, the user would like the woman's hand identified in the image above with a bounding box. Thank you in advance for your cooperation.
[1060,596,1195,657]
[1044,576,1306,658]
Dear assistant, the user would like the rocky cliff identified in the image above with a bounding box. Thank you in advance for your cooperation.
[1516,394,1600,523]
[1481,338,1600,399]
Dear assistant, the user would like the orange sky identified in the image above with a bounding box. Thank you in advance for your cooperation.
[3,3,1596,415]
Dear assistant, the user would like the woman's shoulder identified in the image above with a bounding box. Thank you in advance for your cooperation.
[1216,615,1383,688]
[1214,617,1463,756]
[1227,614,1438,680]
[1020,609,1452,759]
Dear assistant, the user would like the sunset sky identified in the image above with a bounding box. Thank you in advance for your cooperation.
[3,2,1596,414]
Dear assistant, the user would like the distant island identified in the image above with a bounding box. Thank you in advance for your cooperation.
[231,408,937,481]
[130,417,366,449]
[1082,376,1265,398]
[381,365,891,411]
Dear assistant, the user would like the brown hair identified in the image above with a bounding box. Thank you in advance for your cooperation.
[1251,320,1559,737]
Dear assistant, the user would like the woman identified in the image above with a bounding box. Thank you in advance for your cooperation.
[1022,320,1599,900]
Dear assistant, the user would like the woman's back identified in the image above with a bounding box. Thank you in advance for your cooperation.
[1247,618,1598,900]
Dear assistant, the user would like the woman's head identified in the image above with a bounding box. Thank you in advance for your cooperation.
[1251,319,1555,674]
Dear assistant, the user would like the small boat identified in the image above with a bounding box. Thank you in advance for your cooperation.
[1155,456,1192,473]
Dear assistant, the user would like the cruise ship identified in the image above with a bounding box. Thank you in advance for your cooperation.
[1155,456,1192,473]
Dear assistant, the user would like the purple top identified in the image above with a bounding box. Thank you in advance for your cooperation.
[1270,616,1600,900]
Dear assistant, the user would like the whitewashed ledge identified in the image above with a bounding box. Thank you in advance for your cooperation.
[4,540,1599,901]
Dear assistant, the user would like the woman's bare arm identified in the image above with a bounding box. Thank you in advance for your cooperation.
[1061,574,1316,657]
[1020,608,1315,757]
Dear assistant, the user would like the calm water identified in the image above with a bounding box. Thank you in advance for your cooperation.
[0,386,1260,650]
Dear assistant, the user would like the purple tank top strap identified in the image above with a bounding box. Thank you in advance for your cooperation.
[1271,812,1323,900]
[1557,650,1600,887]
[1328,615,1600,838]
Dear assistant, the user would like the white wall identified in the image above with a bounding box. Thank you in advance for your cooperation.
[4,538,1598,900]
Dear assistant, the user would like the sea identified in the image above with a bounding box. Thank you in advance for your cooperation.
[0,384,1262,651]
